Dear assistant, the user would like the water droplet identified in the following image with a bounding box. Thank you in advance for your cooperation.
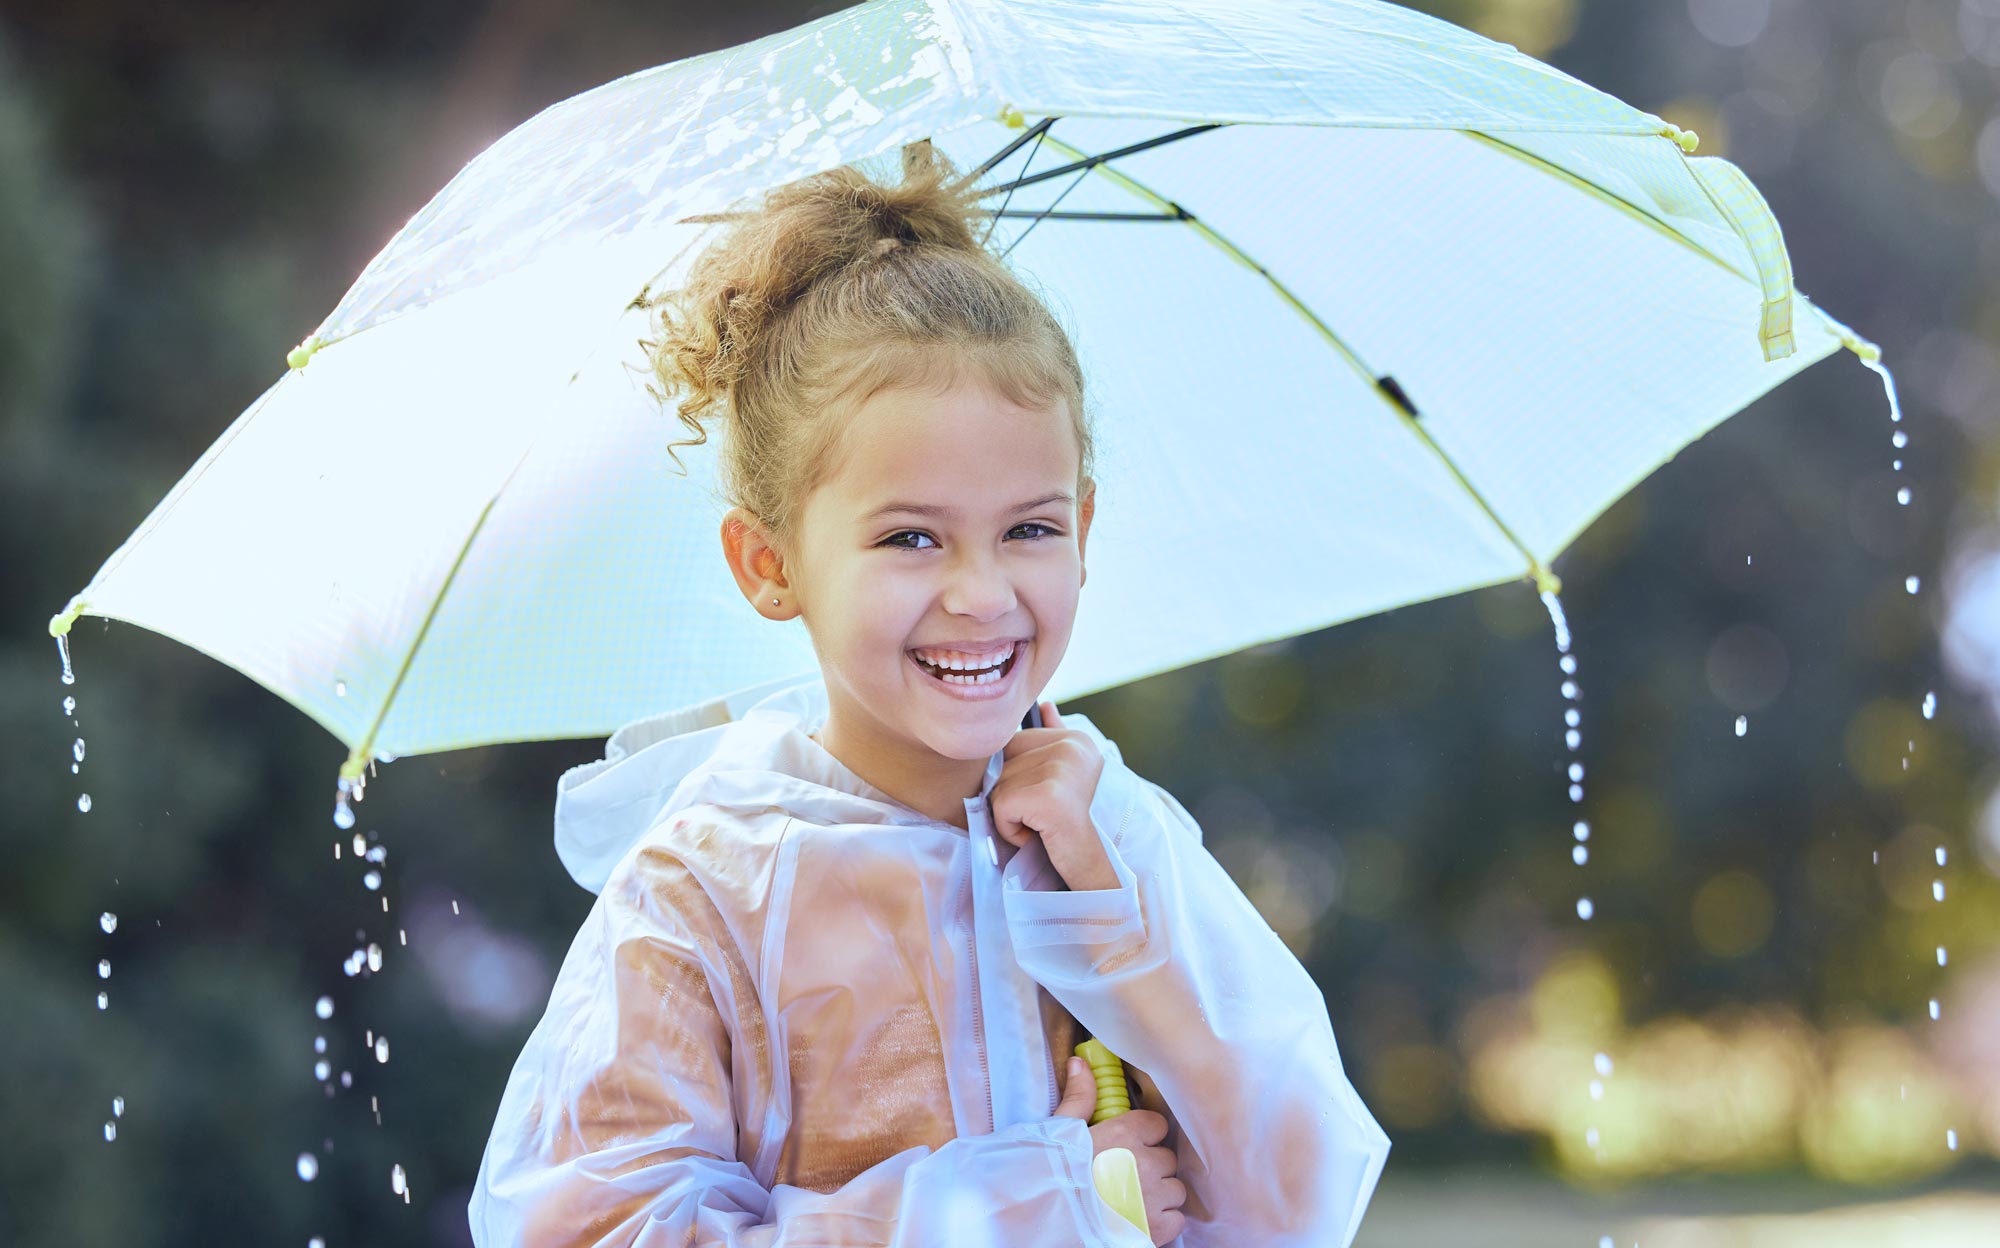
[1893,429,1908,448]
[1573,821,1590,842]
[1929,999,1940,1020]
[73,737,85,763]
[1938,946,1948,966]
[97,990,108,1009]
[365,845,386,864]
[349,833,366,857]
[1599,1237,1614,1248]
[391,1163,407,1196]
[1568,762,1584,782]
[103,1121,115,1142]
[1893,458,1903,471]
[342,952,361,978]
[57,634,74,685]
[1585,1126,1600,1149]
[315,995,334,1020]
[77,793,92,813]
[314,1059,330,1082]
[1594,1052,1613,1076]
[297,1152,319,1182]
[1559,655,1577,675]
[1896,487,1911,506]
[1564,728,1581,750]
[1906,575,1921,594]
[375,1035,390,1064]
[98,958,110,979]
[1564,708,1581,727]
[1589,1079,1604,1100]
[335,680,348,697]
[366,943,382,972]
[1922,691,1936,719]
[112,1095,124,1117]
[70,762,79,774]
[363,870,381,892]
[62,695,75,716]
[311,1238,326,1248]
[1947,1128,1959,1150]
[1576,897,1594,920]
[1572,844,1588,865]
[1560,680,1579,700]
[1872,850,1879,864]
[1568,783,1583,802]
[99,911,116,934]
[451,900,459,915]
[1936,846,1948,866]
[333,792,356,831]
[1933,880,1945,902]
[340,1070,352,1088]
[314,1036,327,1054]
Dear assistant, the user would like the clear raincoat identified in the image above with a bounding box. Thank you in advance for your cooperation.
[470,677,1389,1246]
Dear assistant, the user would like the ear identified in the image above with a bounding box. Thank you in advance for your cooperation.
[720,507,794,619]
[1076,477,1095,588]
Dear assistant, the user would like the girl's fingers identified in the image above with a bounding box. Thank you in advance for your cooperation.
[1041,699,1063,728]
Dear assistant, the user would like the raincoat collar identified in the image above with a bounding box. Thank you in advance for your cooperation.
[553,673,1008,893]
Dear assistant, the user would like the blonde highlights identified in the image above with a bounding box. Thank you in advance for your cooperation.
[642,142,1095,567]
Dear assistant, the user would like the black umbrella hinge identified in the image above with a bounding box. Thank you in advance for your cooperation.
[1376,375,1419,420]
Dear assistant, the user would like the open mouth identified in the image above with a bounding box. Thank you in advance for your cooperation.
[908,641,1021,688]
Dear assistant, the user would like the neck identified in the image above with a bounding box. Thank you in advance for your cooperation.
[812,712,990,831]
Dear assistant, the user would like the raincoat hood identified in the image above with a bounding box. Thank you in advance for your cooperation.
[555,673,1051,894]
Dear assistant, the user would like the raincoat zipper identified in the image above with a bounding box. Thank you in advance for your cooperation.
[959,853,995,1136]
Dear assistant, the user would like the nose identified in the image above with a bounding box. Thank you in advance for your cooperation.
[942,545,1018,620]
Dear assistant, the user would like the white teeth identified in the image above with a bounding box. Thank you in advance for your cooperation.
[912,642,1014,671]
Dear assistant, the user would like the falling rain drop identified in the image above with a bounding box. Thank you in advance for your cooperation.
[96,991,107,1010]
[77,793,92,813]
[1933,880,1945,902]
[1572,845,1588,865]
[297,1152,319,1182]
[1585,1127,1600,1149]
[1589,1079,1604,1100]
[333,778,357,831]
[1948,1129,1959,1150]
[1905,575,1920,594]
[57,634,74,685]
[391,1163,407,1196]
[1568,762,1584,782]
[311,1239,325,1248]
[1896,487,1911,506]
[1564,729,1581,750]
[314,1035,326,1053]
[103,1121,115,1142]
[1938,946,1949,967]
[363,871,382,892]
[365,844,386,864]
[97,958,110,979]
[315,995,334,1020]
[1568,784,1583,803]
[1577,897,1594,920]
[314,1059,331,1082]
[112,1096,124,1117]
[62,695,75,716]
[72,738,85,763]
[335,679,347,697]
[1922,691,1936,720]
[99,911,116,934]
[1565,708,1580,727]
[340,1070,352,1088]
[1573,821,1590,842]
[1560,654,1577,675]
[1893,429,1908,448]
[1594,1052,1613,1077]
[366,943,382,972]
[352,833,367,856]
[375,1035,390,1064]
[1928,999,1940,1020]
[1935,846,1947,867]
[1735,716,1748,737]
[1560,680,1578,700]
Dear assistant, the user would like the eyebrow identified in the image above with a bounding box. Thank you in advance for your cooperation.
[863,492,1074,523]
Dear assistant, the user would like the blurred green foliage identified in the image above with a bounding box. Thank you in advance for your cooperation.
[4,1,1999,1245]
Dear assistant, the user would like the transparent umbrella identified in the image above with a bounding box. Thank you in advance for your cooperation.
[45,0,1895,827]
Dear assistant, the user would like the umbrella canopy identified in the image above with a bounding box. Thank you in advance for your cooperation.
[48,0,1882,793]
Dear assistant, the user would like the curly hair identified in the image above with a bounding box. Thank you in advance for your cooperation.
[641,140,1095,568]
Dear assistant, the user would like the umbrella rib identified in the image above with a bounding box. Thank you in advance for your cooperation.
[1016,125,1560,595]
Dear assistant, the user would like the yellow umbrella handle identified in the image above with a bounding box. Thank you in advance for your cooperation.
[1075,1037,1149,1238]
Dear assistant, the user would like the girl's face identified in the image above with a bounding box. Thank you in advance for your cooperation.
[727,372,1093,812]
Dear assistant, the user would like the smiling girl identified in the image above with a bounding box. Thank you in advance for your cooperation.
[469,143,1388,1247]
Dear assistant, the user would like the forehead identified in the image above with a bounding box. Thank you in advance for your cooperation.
[827,379,1078,516]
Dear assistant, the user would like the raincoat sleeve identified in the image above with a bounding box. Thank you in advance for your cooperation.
[470,839,1152,1248]
[1001,743,1392,1248]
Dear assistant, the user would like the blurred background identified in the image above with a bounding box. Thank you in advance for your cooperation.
[3,0,1998,1243]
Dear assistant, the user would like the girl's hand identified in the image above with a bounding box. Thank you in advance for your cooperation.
[1053,1056,1186,1246]
[993,700,1117,891]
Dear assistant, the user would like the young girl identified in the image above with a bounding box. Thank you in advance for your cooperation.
[469,145,1389,1247]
